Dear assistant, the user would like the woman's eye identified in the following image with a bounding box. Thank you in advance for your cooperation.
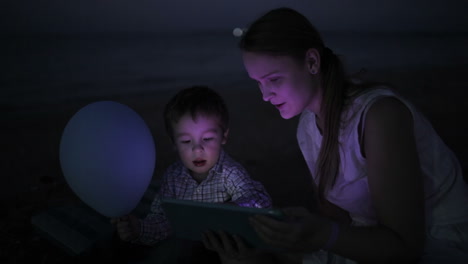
[270,77,280,83]
[256,81,264,92]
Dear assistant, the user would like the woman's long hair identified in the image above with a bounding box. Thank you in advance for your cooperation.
[239,7,350,204]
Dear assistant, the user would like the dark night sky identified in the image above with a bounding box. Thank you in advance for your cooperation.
[2,0,468,34]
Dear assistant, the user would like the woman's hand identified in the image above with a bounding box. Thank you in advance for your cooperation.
[110,214,141,242]
[249,207,330,253]
[202,230,256,262]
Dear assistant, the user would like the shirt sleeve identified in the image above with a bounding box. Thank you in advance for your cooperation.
[225,166,273,209]
[133,170,174,245]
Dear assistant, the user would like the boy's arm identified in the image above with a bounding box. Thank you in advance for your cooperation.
[226,168,272,209]
[133,173,175,245]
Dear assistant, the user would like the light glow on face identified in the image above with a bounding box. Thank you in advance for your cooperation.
[173,113,227,181]
[242,51,319,119]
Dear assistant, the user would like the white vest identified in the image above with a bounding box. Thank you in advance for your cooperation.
[297,87,468,226]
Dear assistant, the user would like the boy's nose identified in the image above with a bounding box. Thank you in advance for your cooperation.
[192,143,204,152]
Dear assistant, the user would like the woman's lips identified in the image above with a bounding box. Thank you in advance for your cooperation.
[275,103,285,110]
[193,160,207,167]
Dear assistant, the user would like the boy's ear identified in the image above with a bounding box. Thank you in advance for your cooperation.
[222,129,229,145]
[170,138,178,151]
[172,144,178,151]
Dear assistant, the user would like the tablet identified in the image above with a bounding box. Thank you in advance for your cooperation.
[161,198,285,251]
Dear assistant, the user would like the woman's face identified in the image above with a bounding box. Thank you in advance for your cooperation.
[242,51,322,119]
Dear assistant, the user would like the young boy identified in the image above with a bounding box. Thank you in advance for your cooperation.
[111,86,272,262]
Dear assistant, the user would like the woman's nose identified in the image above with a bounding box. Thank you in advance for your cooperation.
[261,86,274,102]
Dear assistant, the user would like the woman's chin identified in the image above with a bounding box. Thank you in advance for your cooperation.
[280,111,297,120]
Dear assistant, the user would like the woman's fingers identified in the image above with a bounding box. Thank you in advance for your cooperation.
[232,234,257,260]
[218,231,240,258]
[251,207,326,252]
[202,231,216,251]
[203,231,254,260]
[251,223,291,249]
[250,214,291,239]
[232,234,247,253]
[250,211,308,251]
[203,230,222,252]
[250,216,288,248]
[252,214,291,233]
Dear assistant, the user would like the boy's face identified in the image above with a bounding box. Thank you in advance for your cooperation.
[172,113,228,180]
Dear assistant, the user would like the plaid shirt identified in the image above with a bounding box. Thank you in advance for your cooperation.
[134,150,272,245]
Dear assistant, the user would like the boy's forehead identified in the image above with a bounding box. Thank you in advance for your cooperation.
[179,112,220,123]
[172,112,222,132]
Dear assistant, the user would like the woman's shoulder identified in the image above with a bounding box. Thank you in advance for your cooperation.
[348,82,398,102]
[339,82,413,136]
[365,96,413,130]
[344,82,405,116]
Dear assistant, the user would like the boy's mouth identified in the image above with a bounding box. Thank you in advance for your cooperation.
[193,159,207,167]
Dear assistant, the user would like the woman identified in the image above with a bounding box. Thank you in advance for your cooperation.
[204,7,468,264]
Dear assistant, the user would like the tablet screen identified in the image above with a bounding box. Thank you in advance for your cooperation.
[161,198,284,251]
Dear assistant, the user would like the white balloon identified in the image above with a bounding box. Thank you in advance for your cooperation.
[59,101,156,218]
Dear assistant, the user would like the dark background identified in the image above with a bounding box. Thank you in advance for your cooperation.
[1,1,468,263]
[3,0,468,34]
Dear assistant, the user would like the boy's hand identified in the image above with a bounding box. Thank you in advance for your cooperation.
[110,214,141,242]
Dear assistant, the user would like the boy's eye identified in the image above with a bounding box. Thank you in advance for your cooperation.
[203,138,214,142]
[180,140,190,144]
